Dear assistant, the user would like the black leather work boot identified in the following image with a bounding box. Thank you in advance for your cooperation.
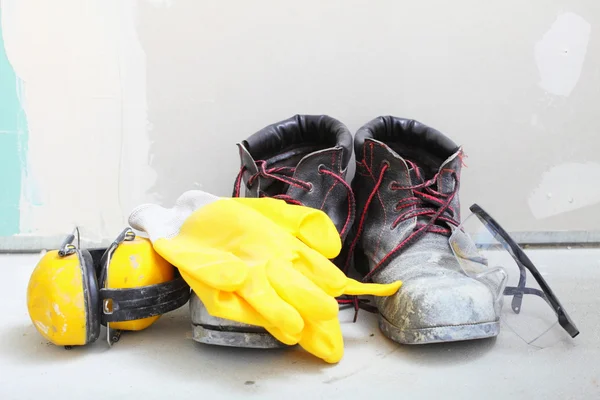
[346,116,503,344]
[190,114,356,348]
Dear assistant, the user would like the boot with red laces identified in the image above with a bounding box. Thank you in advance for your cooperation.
[189,114,356,348]
[346,116,502,344]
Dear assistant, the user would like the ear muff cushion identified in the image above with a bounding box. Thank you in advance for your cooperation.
[89,248,108,281]
[79,249,101,344]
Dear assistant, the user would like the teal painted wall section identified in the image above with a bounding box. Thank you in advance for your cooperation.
[0,13,28,236]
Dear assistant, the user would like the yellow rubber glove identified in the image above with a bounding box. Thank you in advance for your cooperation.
[128,190,402,363]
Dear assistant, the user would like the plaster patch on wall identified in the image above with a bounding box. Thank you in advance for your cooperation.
[0,11,29,236]
[534,12,591,97]
[1,0,157,239]
[115,1,159,219]
[528,162,600,219]
[17,74,43,215]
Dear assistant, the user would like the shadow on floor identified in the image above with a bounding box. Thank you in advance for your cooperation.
[7,303,502,394]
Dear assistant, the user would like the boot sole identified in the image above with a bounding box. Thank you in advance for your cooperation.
[189,291,289,349]
[378,314,500,345]
[191,323,291,349]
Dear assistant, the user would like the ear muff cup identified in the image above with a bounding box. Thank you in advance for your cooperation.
[79,249,101,345]
[97,235,191,332]
[27,248,100,347]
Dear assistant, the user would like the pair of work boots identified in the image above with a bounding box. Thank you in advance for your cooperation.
[190,115,500,347]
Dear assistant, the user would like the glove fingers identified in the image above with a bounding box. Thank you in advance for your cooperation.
[264,325,302,346]
[237,263,305,337]
[266,260,339,321]
[231,198,342,259]
[180,271,269,327]
[289,209,341,259]
[298,317,344,364]
[155,238,248,292]
[293,246,348,297]
[182,270,302,346]
[342,278,403,296]
[294,247,403,297]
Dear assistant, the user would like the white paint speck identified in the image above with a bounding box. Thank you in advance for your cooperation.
[129,255,140,269]
[52,267,64,281]
[34,321,49,334]
[427,253,442,265]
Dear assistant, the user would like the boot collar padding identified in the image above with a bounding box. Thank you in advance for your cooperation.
[240,114,353,167]
[354,116,459,163]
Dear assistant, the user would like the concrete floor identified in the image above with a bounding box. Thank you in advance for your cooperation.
[1,248,599,400]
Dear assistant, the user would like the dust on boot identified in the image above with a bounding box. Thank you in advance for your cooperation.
[190,114,356,348]
[346,116,502,344]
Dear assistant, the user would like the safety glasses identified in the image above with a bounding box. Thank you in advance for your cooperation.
[449,204,579,346]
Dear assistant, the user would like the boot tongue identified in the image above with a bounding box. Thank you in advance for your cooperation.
[436,150,462,194]
[405,160,426,185]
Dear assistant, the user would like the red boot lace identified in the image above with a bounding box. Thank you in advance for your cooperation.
[233,160,355,237]
[342,159,461,320]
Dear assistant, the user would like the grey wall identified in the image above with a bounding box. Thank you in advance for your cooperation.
[1,0,599,247]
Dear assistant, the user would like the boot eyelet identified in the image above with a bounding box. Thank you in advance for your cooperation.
[382,160,390,168]
[388,181,397,190]
[307,183,314,193]
[317,164,326,174]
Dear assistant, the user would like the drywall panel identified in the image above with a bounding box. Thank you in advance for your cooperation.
[1,0,599,248]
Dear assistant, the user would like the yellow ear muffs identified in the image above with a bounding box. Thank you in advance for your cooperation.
[26,228,191,349]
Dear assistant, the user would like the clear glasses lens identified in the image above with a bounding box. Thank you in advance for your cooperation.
[449,213,561,347]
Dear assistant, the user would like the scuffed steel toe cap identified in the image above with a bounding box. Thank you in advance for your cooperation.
[374,273,498,332]
[189,292,288,348]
